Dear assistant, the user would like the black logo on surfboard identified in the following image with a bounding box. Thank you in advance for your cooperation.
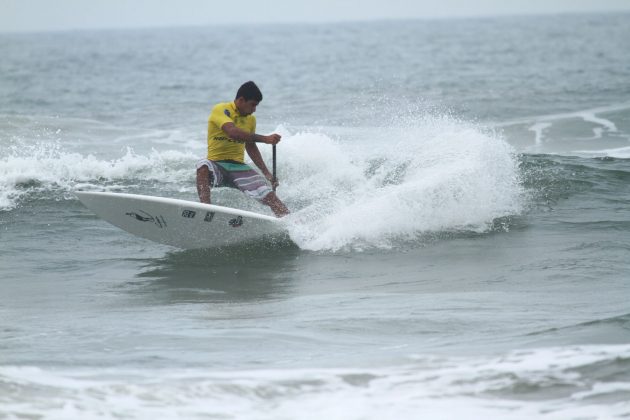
[182,210,196,219]
[229,216,243,227]
[126,210,167,228]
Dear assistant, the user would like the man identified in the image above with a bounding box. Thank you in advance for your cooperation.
[196,81,290,217]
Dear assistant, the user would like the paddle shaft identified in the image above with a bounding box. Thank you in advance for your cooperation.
[272,144,277,192]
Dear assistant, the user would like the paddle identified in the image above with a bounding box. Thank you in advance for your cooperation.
[272,144,277,192]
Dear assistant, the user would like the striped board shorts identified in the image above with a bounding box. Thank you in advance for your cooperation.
[196,159,272,202]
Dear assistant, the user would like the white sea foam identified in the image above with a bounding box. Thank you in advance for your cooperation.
[0,140,198,210]
[495,102,629,148]
[529,122,552,146]
[278,115,523,251]
[1,345,629,420]
[578,111,618,134]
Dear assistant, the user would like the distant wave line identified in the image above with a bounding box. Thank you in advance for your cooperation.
[493,101,630,129]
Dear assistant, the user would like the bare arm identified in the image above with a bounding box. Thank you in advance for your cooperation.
[222,122,281,145]
[245,142,273,181]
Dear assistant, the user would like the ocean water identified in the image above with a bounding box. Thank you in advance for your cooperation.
[1,13,630,419]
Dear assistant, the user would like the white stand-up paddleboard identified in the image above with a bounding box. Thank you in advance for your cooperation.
[76,191,283,249]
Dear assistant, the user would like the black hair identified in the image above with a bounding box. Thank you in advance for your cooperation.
[235,81,263,102]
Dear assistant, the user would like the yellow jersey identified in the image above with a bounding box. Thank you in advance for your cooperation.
[206,101,256,163]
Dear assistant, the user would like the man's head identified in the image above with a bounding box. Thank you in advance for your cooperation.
[235,81,262,116]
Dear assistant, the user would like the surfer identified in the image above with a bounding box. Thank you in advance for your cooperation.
[196,81,290,217]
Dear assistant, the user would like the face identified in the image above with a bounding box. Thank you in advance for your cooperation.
[235,98,259,116]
